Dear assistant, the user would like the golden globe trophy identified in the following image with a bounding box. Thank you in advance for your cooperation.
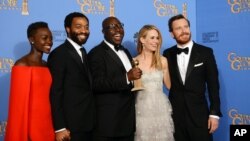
[131,59,144,91]
[22,0,29,15]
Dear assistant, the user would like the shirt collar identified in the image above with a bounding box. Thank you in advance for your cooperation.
[177,40,194,50]
[67,37,82,50]
[104,39,117,52]
[177,40,193,52]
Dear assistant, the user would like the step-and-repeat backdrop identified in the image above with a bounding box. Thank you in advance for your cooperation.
[196,0,250,140]
[0,1,249,141]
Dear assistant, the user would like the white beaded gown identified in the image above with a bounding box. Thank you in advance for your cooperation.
[135,70,174,141]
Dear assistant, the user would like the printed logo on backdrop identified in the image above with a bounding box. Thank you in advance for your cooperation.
[153,0,187,17]
[202,32,219,43]
[229,109,250,124]
[77,0,115,16]
[0,121,7,137]
[52,30,67,43]
[0,0,29,15]
[0,57,14,73]
[133,32,139,45]
[228,52,250,70]
[228,0,250,13]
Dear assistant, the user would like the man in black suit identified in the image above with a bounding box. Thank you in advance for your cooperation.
[163,14,222,141]
[88,17,142,141]
[47,12,95,141]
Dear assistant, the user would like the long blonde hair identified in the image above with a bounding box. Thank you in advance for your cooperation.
[137,25,163,69]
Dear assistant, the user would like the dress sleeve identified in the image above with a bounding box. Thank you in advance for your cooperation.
[5,66,31,141]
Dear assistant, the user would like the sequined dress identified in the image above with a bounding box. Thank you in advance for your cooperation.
[135,70,174,141]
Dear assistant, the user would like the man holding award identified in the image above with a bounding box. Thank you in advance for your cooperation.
[88,16,142,141]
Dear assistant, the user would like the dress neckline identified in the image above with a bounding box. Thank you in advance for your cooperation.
[13,66,48,69]
[142,69,162,74]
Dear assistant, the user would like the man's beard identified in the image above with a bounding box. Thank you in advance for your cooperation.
[175,33,191,45]
[70,32,89,46]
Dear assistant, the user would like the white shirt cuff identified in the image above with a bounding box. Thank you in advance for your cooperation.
[209,115,220,119]
[126,74,130,84]
[55,128,66,133]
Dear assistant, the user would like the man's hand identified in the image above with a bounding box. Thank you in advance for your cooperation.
[55,129,71,141]
[127,68,142,81]
[208,117,219,134]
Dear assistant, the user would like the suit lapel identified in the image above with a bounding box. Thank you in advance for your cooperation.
[172,47,184,84]
[123,46,133,65]
[186,44,199,81]
[65,40,93,85]
[102,42,128,71]
[64,40,85,72]
[65,40,91,83]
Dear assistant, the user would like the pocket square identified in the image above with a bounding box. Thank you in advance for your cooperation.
[194,63,203,67]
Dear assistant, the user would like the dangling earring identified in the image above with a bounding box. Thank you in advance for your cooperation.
[31,42,34,45]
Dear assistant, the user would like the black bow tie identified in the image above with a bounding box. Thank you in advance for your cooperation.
[114,45,124,52]
[177,47,189,54]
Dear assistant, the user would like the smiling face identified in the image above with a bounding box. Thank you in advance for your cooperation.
[66,17,90,46]
[170,18,191,45]
[102,17,124,46]
[29,27,53,54]
[140,29,160,53]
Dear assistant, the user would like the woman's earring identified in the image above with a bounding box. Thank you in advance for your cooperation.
[31,42,34,44]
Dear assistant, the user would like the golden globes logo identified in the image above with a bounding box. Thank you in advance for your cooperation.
[0,0,29,15]
[0,57,14,73]
[229,109,250,125]
[228,52,250,70]
[77,0,115,16]
[153,0,187,17]
[228,0,250,13]
[0,121,7,137]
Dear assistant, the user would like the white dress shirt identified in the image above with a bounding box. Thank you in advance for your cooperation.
[177,40,193,84]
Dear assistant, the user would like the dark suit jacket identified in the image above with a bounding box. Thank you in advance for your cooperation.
[88,41,135,137]
[47,40,95,132]
[163,42,222,128]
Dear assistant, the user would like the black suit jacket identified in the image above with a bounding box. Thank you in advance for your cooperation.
[163,42,222,127]
[47,40,95,132]
[88,41,135,137]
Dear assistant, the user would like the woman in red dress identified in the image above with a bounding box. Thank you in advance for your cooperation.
[5,22,55,141]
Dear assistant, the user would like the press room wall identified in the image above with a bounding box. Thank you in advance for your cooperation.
[1,1,249,141]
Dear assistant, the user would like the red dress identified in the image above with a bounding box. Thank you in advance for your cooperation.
[5,66,55,141]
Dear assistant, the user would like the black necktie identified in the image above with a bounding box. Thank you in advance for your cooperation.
[114,45,124,52]
[177,47,189,54]
[80,47,92,84]
[80,47,87,63]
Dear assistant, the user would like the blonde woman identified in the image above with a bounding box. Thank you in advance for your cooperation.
[134,25,174,141]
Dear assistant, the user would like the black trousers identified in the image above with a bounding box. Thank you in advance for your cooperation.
[70,131,93,141]
[93,134,134,141]
[173,113,213,141]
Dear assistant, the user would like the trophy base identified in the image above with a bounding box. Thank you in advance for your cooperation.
[131,87,144,92]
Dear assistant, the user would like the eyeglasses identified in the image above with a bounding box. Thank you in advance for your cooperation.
[105,23,124,30]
